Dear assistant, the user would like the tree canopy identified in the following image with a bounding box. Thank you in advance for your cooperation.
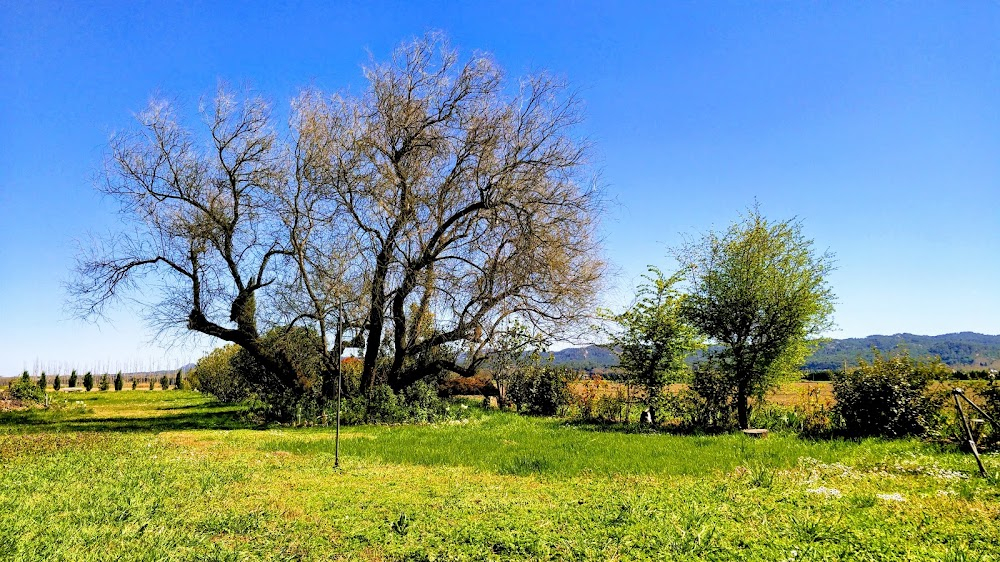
[70,34,605,417]
[676,206,835,429]
[599,267,701,422]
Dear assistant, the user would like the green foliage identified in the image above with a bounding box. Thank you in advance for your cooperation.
[52,374,61,391]
[508,364,573,416]
[159,375,169,390]
[833,349,946,438]
[114,372,123,392]
[148,378,155,390]
[9,372,45,402]
[174,370,183,390]
[68,370,77,388]
[98,374,110,392]
[131,378,137,391]
[229,326,330,422]
[83,372,94,392]
[191,345,247,403]
[677,206,835,428]
[37,372,46,391]
[486,320,549,409]
[599,267,701,422]
[982,375,1000,427]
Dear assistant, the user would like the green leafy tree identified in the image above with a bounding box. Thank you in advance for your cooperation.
[53,374,61,391]
[69,370,78,388]
[83,372,94,391]
[599,267,702,423]
[114,371,123,391]
[677,207,835,429]
[148,378,155,390]
[37,372,47,391]
[160,375,169,390]
[174,369,183,390]
[99,373,110,391]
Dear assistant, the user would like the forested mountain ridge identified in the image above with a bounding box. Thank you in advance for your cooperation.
[551,332,1000,372]
[803,332,1000,371]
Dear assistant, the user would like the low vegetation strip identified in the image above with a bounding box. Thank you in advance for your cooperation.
[1,392,997,561]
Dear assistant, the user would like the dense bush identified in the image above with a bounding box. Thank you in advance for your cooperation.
[68,370,78,388]
[159,375,169,390]
[174,370,183,390]
[10,372,45,402]
[52,374,61,391]
[114,372,123,391]
[83,372,94,391]
[833,350,945,438]
[507,365,573,416]
[98,373,110,392]
[190,345,247,403]
[978,376,1000,445]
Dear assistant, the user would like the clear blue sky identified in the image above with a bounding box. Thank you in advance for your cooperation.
[2,1,998,375]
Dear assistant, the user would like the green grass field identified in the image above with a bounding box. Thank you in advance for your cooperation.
[1,391,998,561]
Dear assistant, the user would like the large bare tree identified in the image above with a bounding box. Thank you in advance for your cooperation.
[70,90,308,392]
[295,34,605,392]
[72,34,605,401]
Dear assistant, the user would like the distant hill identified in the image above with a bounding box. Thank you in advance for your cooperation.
[804,332,1000,371]
[551,332,1000,373]
[550,345,619,369]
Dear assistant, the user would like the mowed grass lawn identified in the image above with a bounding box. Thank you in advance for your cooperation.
[1,391,998,561]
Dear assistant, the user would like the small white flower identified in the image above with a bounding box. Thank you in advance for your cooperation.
[877,493,905,502]
[806,487,841,497]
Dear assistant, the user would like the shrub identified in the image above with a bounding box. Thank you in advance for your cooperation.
[160,375,169,390]
[833,350,945,438]
[38,372,47,391]
[509,365,573,416]
[148,378,155,390]
[191,345,247,403]
[131,379,137,391]
[978,376,1000,444]
[364,384,404,423]
[114,372,123,391]
[68,370,78,388]
[52,374,61,391]
[10,372,45,402]
[99,374,110,392]
[83,372,94,392]
[403,379,447,423]
[686,365,737,430]
[174,370,183,390]
[228,326,331,422]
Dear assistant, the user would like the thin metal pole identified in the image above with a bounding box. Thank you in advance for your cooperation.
[335,302,343,469]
